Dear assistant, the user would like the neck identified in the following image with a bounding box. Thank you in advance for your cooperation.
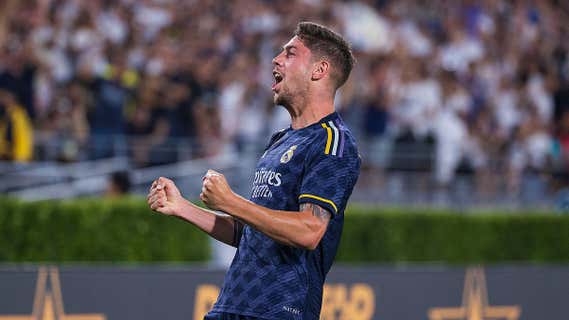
[287,91,335,130]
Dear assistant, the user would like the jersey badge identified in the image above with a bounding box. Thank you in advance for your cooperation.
[280,145,297,163]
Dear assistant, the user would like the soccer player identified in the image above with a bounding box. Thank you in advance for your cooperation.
[147,22,360,320]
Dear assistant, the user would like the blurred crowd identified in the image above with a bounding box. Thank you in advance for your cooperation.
[1,0,569,194]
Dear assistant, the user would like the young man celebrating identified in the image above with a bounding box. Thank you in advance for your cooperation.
[147,22,360,320]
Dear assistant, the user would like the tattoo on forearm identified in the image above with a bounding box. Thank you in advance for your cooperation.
[300,203,331,222]
[233,218,244,247]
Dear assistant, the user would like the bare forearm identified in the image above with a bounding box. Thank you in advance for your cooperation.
[222,194,326,250]
[199,170,329,249]
[175,199,241,247]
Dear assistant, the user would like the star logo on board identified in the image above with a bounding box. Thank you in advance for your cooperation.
[428,267,521,320]
[280,145,297,163]
[0,267,106,320]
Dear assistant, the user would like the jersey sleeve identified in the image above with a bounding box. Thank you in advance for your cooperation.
[298,129,361,215]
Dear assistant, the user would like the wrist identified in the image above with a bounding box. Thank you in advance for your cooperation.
[172,197,190,218]
[221,192,241,216]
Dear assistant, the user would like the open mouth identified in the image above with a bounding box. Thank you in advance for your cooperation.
[272,71,284,90]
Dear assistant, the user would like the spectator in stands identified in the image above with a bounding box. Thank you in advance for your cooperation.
[87,50,138,159]
[126,83,161,168]
[507,107,552,195]
[105,170,132,197]
[0,90,33,162]
[361,58,392,186]
[434,72,486,187]
[0,45,38,120]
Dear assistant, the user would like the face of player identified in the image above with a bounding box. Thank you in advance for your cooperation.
[272,36,313,108]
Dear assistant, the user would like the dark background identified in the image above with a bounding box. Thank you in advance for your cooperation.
[1,265,567,320]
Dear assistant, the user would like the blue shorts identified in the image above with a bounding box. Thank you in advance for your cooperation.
[204,312,261,320]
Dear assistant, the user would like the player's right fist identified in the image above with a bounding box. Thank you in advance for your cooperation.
[147,177,182,216]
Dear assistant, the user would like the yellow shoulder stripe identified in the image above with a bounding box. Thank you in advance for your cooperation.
[299,194,338,213]
[321,123,332,155]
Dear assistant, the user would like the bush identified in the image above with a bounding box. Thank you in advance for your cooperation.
[0,197,209,262]
[1,198,568,263]
[338,207,569,264]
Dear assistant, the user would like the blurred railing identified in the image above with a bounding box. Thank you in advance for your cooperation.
[351,171,555,211]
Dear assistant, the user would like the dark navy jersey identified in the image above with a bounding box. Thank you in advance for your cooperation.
[209,112,361,319]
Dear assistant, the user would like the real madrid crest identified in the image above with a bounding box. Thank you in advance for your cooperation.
[280,145,297,163]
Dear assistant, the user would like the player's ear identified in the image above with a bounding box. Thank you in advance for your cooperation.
[311,60,330,81]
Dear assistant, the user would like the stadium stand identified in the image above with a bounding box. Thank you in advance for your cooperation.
[0,0,568,210]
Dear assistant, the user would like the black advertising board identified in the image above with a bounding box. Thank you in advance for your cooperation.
[0,265,567,319]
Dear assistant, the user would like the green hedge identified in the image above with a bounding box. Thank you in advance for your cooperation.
[339,206,569,264]
[0,197,209,262]
[1,198,568,263]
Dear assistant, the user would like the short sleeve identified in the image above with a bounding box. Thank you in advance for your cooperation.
[298,131,361,215]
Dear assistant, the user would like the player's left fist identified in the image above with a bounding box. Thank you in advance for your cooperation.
[201,169,235,211]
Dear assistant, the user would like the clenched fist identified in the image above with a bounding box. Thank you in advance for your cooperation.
[200,169,236,212]
[147,177,184,216]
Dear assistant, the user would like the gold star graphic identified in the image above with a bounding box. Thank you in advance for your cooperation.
[428,267,521,320]
[0,267,106,320]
